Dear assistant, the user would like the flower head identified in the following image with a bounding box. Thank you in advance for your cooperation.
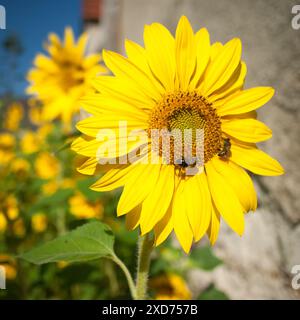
[69,192,103,219]
[35,152,60,179]
[4,102,24,131]
[27,27,107,126]
[31,213,48,233]
[72,16,284,253]
[150,273,191,300]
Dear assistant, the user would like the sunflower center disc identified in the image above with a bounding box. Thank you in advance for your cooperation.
[148,91,223,168]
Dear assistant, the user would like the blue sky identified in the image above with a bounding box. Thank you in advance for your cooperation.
[0,0,81,96]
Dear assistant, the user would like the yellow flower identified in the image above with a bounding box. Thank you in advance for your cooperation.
[11,158,30,175]
[0,213,7,232]
[0,255,17,280]
[35,152,60,179]
[0,151,15,166]
[4,102,24,131]
[31,213,48,233]
[69,192,103,219]
[42,180,59,195]
[12,218,25,237]
[72,16,284,253]
[1,195,19,220]
[0,133,16,166]
[29,106,43,126]
[0,133,16,149]
[27,27,107,126]
[150,273,192,300]
[21,131,41,154]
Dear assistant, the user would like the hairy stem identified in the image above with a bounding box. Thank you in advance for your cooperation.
[135,233,153,300]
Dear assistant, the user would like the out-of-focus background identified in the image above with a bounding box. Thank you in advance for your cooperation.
[0,0,299,299]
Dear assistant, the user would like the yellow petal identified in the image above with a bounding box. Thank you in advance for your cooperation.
[205,161,245,236]
[140,165,174,234]
[175,16,196,90]
[207,202,220,245]
[117,164,161,216]
[92,76,155,109]
[90,164,137,192]
[209,61,247,102]
[154,206,173,246]
[77,157,98,175]
[184,173,212,241]
[201,38,242,96]
[76,115,147,137]
[80,94,148,120]
[217,87,274,116]
[144,23,176,91]
[76,32,88,56]
[230,142,284,176]
[125,39,165,95]
[173,179,193,253]
[222,118,272,142]
[103,50,162,101]
[189,28,210,90]
[211,157,257,212]
[64,27,74,48]
[125,205,141,230]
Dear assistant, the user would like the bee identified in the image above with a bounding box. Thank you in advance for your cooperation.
[218,138,231,160]
[174,157,198,177]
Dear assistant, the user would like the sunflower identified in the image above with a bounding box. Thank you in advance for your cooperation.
[72,16,284,253]
[27,27,107,126]
[150,273,192,300]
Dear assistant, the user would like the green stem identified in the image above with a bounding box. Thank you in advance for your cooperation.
[135,233,153,300]
[111,254,137,300]
[56,208,66,235]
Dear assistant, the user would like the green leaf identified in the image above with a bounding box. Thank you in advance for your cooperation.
[189,246,222,271]
[20,221,115,264]
[197,285,229,300]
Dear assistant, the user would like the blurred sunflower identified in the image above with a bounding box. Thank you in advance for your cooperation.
[72,16,284,253]
[27,27,107,127]
[20,130,41,154]
[0,255,17,280]
[4,102,24,131]
[31,213,48,233]
[0,133,15,165]
[150,273,191,300]
[69,192,103,219]
[34,152,60,179]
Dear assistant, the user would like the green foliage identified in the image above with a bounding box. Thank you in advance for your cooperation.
[20,221,115,264]
[198,285,229,300]
[151,244,222,276]
[189,246,223,270]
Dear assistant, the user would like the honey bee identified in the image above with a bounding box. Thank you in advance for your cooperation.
[218,138,231,160]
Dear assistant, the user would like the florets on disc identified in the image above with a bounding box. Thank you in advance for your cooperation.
[148,91,223,168]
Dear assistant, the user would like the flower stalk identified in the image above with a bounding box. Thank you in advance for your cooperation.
[135,233,153,300]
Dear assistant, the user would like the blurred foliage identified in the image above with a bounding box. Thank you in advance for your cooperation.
[197,285,229,300]
[0,33,24,95]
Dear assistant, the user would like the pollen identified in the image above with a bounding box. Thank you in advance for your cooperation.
[148,91,222,166]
